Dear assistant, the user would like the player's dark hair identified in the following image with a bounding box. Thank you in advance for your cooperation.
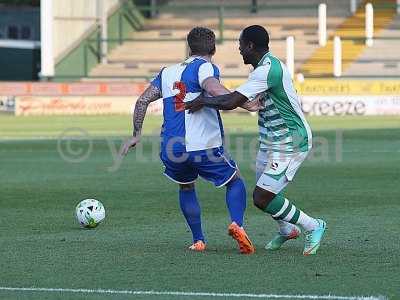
[187,27,216,56]
[241,25,269,51]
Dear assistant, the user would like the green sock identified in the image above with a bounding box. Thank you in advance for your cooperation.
[265,193,318,231]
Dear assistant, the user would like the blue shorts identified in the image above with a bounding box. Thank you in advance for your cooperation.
[160,146,237,187]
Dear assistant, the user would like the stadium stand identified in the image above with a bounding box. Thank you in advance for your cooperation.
[344,12,400,76]
[301,0,397,77]
[50,0,399,80]
[89,0,352,80]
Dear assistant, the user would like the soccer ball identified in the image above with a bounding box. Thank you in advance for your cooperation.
[75,199,105,228]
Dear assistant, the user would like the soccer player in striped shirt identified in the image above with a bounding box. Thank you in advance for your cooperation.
[186,25,327,255]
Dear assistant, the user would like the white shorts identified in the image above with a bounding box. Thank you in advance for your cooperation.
[255,150,309,194]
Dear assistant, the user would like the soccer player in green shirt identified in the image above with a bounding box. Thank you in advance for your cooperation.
[186,25,326,255]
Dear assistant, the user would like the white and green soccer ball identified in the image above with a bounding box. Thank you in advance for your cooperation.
[75,199,105,228]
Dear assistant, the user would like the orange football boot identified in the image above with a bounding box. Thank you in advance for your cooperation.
[188,240,206,252]
[228,222,255,254]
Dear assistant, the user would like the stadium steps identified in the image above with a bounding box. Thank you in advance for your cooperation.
[300,0,397,77]
[90,39,315,79]
[343,34,400,76]
[343,14,400,76]
[89,0,350,80]
[89,24,330,79]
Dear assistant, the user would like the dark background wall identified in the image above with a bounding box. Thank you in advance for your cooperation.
[0,2,40,80]
[0,6,40,40]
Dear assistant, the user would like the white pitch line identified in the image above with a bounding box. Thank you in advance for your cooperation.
[0,287,387,300]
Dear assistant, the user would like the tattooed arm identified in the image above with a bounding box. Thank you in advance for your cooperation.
[132,85,161,137]
[120,85,161,156]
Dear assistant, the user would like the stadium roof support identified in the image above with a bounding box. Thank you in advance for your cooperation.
[365,3,374,47]
[286,36,294,79]
[40,0,54,78]
[97,0,108,64]
[318,3,327,47]
[333,36,342,77]
[350,0,358,14]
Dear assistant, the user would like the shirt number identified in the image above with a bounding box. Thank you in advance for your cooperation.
[173,81,186,112]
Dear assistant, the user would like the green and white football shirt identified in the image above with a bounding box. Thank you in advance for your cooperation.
[236,53,312,153]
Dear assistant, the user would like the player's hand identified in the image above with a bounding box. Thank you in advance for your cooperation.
[241,94,264,112]
[120,136,141,156]
[185,96,204,113]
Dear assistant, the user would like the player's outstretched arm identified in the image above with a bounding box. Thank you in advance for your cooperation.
[201,77,260,112]
[120,85,161,156]
[186,91,248,113]
[202,77,230,96]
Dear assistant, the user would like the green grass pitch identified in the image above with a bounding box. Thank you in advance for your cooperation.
[0,114,399,300]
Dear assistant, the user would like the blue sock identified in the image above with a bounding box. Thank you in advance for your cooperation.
[225,177,247,227]
[179,189,204,243]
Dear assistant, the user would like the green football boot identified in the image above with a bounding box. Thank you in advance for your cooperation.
[303,219,327,256]
[265,226,301,251]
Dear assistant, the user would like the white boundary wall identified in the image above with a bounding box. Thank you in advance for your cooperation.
[300,95,400,116]
[53,0,120,61]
